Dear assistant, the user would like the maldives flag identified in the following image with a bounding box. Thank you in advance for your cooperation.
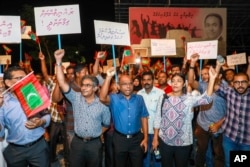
[2,44,12,54]
[94,51,107,65]
[12,72,50,118]
[141,57,151,66]
[154,60,164,71]
[20,20,26,28]
[122,46,135,65]
[165,58,172,75]
[165,58,172,71]
[28,31,40,44]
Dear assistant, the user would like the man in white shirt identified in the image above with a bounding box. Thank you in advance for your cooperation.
[137,71,165,167]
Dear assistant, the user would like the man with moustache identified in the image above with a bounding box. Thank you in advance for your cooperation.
[215,72,250,167]
[203,13,223,41]
[99,67,149,167]
[157,71,172,94]
[137,71,164,167]
[0,66,51,167]
[54,49,110,167]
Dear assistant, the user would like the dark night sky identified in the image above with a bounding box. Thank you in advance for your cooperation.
[0,0,115,67]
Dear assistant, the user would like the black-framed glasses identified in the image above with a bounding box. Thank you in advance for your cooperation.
[82,84,94,88]
[11,76,25,80]
[119,82,133,86]
[233,80,248,85]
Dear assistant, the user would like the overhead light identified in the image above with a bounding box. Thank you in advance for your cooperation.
[135,57,141,64]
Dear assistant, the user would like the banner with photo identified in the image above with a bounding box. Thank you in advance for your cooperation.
[129,7,227,56]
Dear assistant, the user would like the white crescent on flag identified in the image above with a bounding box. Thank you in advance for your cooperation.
[26,92,39,102]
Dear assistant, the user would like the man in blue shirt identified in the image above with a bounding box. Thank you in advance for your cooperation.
[188,54,226,167]
[99,67,149,167]
[0,66,51,167]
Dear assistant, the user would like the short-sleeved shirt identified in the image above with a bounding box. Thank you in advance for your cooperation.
[64,88,111,137]
[109,93,149,135]
[157,84,172,94]
[197,93,226,132]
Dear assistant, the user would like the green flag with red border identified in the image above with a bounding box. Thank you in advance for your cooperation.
[94,51,108,65]
[2,44,12,54]
[122,46,135,65]
[12,72,50,118]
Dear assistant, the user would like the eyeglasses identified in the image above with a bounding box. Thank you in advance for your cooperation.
[233,80,248,85]
[81,84,94,88]
[11,76,25,80]
[119,82,133,86]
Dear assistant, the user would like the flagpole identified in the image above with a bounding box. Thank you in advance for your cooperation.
[1,84,13,95]
[20,43,22,61]
[233,50,238,73]
[111,45,118,83]
[58,34,62,49]
[1,71,34,96]
[235,65,238,73]
[163,56,166,72]
[38,43,41,53]
[199,59,202,81]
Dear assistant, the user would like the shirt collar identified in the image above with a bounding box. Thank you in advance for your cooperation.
[117,92,136,99]
[236,88,250,96]
[141,86,157,94]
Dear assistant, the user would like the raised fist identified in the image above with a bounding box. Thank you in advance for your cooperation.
[106,67,116,77]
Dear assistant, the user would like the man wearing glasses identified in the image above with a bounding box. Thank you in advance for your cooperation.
[216,71,250,167]
[0,66,51,167]
[54,49,111,167]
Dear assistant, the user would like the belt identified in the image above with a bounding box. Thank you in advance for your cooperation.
[74,134,100,142]
[9,136,44,148]
[114,129,141,139]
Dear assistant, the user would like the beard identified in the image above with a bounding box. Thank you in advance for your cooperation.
[144,84,152,89]
[234,87,247,94]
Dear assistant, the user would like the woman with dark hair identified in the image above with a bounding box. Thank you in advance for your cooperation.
[133,76,142,93]
[152,67,217,167]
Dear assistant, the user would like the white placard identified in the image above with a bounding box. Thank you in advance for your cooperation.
[94,20,130,46]
[187,40,218,59]
[0,55,11,64]
[34,4,81,36]
[0,16,21,43]
[226,53,247,66]
[151,39,176,56]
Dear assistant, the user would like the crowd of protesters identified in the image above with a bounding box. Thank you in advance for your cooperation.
[0,48,250,167]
